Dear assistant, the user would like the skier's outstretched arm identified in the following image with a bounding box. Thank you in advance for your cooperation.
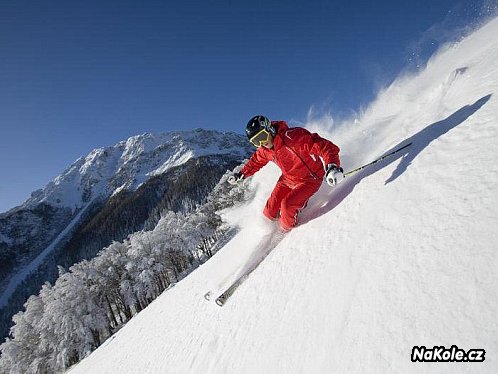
[240,148,271,178]
[227,148,271,185]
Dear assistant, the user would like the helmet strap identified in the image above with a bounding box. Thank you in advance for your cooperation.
[266,123,277,137]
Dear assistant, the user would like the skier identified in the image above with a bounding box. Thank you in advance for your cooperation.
[228,115,343,231]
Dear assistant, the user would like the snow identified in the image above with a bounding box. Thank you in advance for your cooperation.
[0,199,97,308]
[0,129,250,317]
[70,17,498,374]
[19,130,250,212]
[148,149,194,177]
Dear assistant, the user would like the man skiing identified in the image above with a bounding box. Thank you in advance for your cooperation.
[228,115,343,231]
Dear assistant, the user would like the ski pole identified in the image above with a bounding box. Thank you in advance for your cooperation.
[344,142,412,177]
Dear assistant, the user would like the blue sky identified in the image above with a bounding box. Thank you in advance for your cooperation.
[0,0,491,212]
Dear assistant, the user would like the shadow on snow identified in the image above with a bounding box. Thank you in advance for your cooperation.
[300,94,493,225]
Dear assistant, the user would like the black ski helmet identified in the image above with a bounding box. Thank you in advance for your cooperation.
[245,115,276,140]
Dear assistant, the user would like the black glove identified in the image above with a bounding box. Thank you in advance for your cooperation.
[227,171,244,186]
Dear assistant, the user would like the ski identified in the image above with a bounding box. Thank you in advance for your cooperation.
[213,244,276,306]
[215,272,250,306]
[206,227,287,306]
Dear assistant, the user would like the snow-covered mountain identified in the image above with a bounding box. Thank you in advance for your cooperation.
[20,129,252,211]
[0,129,252,341]
[69,16,498,374]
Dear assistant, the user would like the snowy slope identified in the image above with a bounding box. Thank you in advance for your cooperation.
[70,17,498,374]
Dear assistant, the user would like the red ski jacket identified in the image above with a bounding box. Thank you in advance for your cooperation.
[241,121,340,185]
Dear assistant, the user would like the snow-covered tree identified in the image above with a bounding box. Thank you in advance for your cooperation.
[0,164,252,373]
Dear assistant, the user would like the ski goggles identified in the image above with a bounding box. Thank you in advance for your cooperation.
[249,128,271,147]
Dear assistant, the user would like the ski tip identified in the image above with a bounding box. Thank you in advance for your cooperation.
[215,298,225,307]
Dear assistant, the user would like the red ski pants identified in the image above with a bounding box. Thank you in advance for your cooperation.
[263,177,322,230]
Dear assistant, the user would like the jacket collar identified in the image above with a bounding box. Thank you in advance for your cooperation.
[272,120,289,135]
[270,121,289,151]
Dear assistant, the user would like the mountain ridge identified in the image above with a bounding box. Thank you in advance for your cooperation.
[13,129,251,213]
[0,128,251,342]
